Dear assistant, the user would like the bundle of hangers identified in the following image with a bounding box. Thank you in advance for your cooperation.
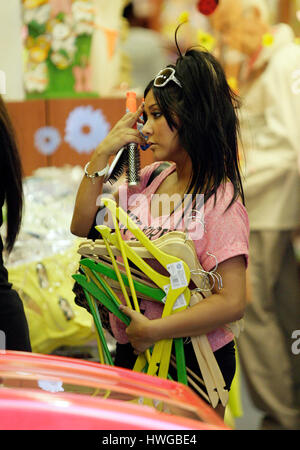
[73,198,243,408]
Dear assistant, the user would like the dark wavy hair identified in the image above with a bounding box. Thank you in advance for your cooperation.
[144,29,245,209]
[0,96,23,253]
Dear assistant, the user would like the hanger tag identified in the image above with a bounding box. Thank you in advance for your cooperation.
[166,261,188,289]
[162,285,187,311]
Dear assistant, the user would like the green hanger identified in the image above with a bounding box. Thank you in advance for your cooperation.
[75,263,188,386]
[174,338,188,385]
[72,272,130,326]
[80,258,166,303]
[81,287,114,366]
[101,198,191,382]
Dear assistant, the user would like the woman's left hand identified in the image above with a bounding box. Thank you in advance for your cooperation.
[119,305,155,353]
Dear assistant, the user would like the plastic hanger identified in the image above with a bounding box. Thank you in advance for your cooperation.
[96,225,134,309]
[78,232,210,291]
[79,257,165,303]
[97,221,155,365]
[111,232,241,336]
[72,271,130,326]
[107,232,230,406]
[80,285,114,366]
[75,204,230,406]
[102,225,190,379]
[100,198,191,381]
[79,243,160,290]
[98,216,141,313]
[92,232,209,388]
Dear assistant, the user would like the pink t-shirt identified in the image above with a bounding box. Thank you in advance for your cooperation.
[109,162,249,352]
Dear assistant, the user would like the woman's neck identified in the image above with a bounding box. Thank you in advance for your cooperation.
[174,154,193,188]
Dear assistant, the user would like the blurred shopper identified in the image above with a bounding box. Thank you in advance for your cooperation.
[121,2,169,91]
[0,96,31,351]
[211,0,300,430]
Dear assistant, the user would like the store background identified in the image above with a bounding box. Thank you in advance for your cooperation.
[0,0,299,430]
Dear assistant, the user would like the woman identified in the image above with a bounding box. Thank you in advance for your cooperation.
[0,96,31,352]
[71,41,249,417]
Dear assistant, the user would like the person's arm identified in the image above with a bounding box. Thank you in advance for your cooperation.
[71,103,144,237]
[120,255,246,353]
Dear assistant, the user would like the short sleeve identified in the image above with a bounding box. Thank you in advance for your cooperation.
[194,188,249,272]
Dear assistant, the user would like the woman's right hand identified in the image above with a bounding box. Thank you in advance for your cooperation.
[95,102,145,158]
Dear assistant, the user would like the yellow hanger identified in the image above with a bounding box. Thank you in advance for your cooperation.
[119,234,242,336]
[103,210,140,312]
[101,199,191,313]
[95,225,133,310]
[78,242,160,290]
[96,220,152,365]
[102,230,229,406]
[125,236,230,406]
[101,199,191,282]
[78,222,230,407]
[103,228,186,375]
[101,198,191,379]
[79,232,208,291]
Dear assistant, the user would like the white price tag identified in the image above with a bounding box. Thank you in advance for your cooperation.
[162,285,187,311]
[166,261,188,289]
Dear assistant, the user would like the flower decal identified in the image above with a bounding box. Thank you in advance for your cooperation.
[47,18,77,69]
[64,106,110,153]
[197,30,216,52]
[72,1,95,35]
[23,3,51,25]
[38,379,64,392]
[262,33,274,47]
[34,126,61,155]
[24,62,49,92]
[22,0,96,93]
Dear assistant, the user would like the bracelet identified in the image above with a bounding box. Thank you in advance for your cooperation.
[84,162,109,183]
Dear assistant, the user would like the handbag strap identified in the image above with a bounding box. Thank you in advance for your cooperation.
[88,163,172,240]
[146,162,172,187]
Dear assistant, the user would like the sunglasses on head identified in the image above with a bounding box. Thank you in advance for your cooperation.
[153,67,182,88]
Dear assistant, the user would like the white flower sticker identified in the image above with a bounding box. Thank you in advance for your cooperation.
[38,379,64,393]
[64,106,110,153]
[72,0,95,35]
[34,126,61,155]
[52,35,77,54]
[52,23,71,41]
[24,62,48,93]
[23,4,51,26]
[72,1,94,23]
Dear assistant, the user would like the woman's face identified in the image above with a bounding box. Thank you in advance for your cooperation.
[142,89,183,162]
